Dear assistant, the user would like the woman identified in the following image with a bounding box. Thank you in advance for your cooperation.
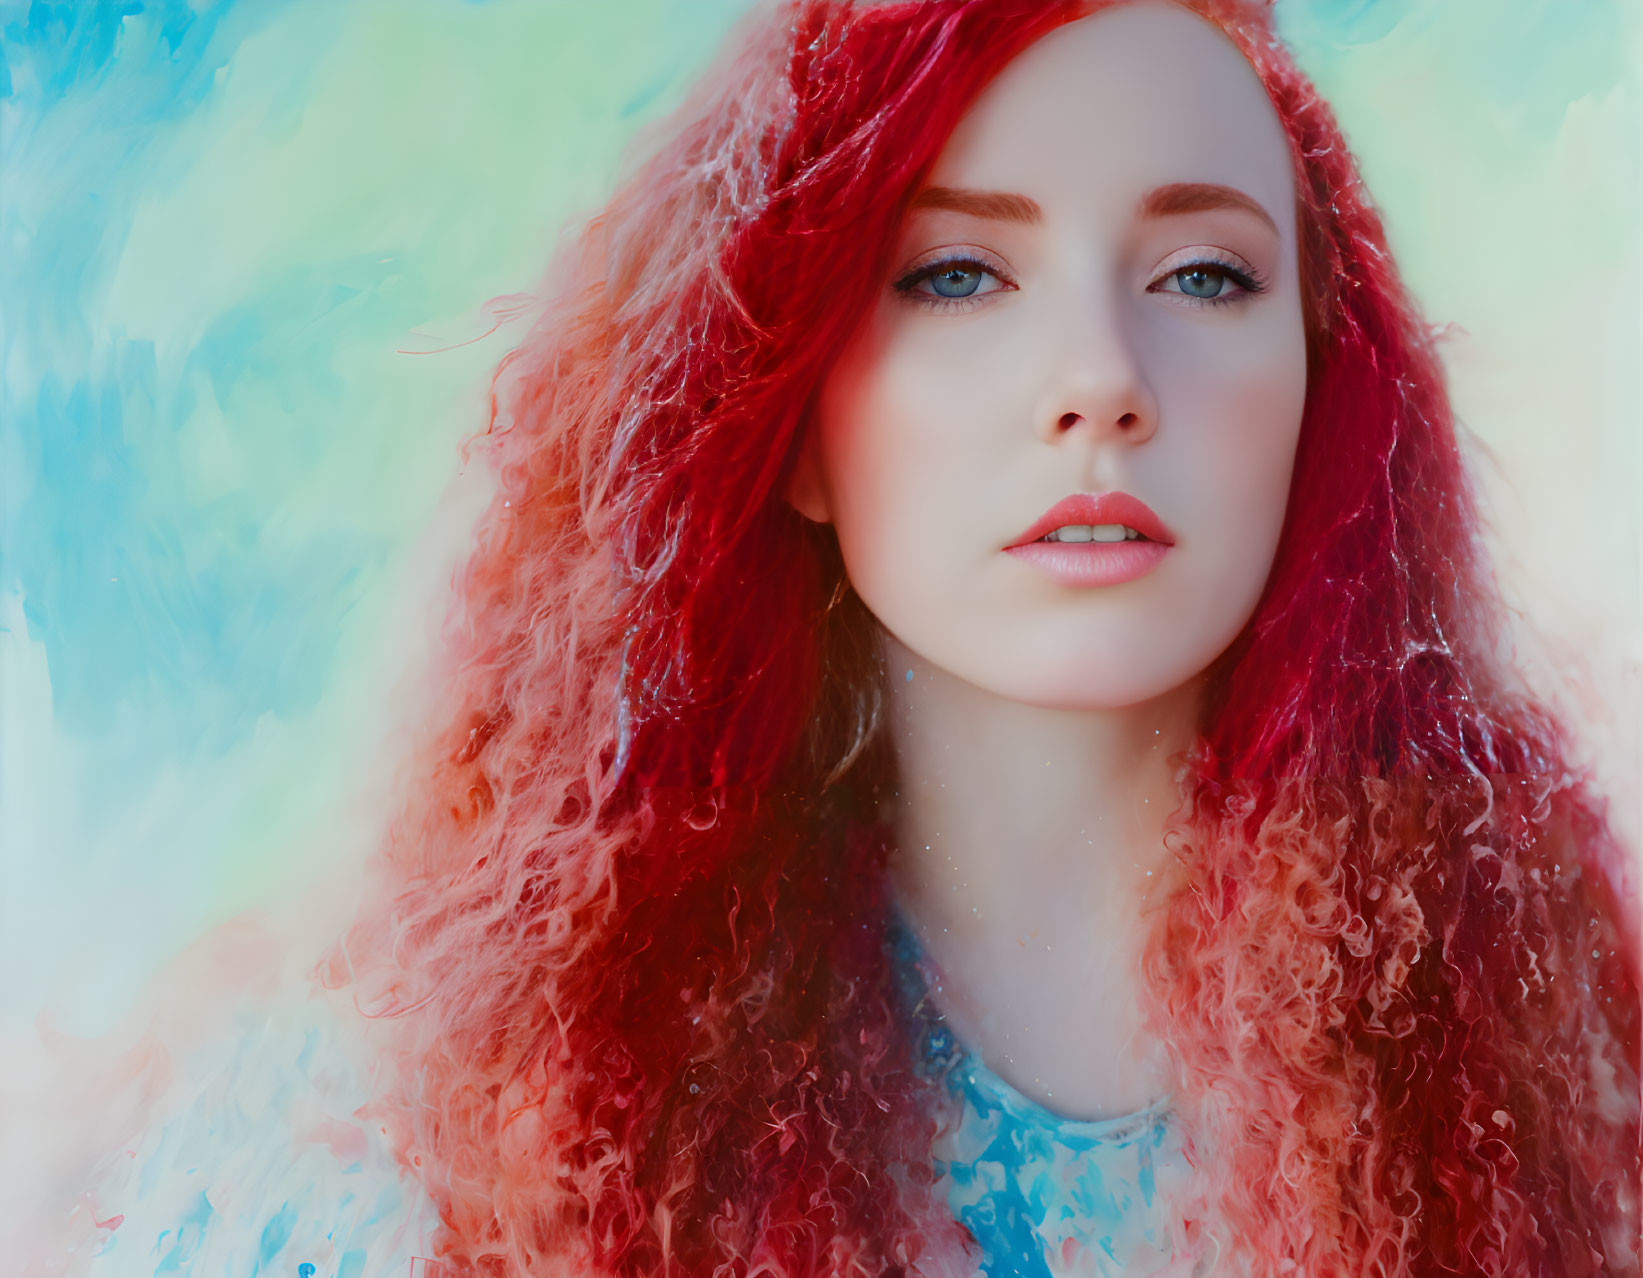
[339,0,1640,1273]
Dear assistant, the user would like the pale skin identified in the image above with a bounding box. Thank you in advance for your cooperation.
[789,3,1308,1119]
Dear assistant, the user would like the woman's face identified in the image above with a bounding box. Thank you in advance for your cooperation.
[793,1,1308,710]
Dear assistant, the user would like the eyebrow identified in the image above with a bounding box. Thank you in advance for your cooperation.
[1140,182,1278,235]
[907,186,1042,224]
[907,181,1278,235]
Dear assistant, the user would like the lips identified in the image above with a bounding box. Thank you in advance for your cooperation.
[1006,491,1176,549]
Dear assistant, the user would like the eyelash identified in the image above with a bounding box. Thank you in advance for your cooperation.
[891,253,1014,313]
[890,252,1269,312]
[1152,255,1269,309]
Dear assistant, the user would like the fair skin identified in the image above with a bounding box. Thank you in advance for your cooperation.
[789,2,1308,1119]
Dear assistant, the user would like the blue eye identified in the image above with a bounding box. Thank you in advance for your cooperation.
[893,254,1011,307]
[1153,258,1267,306]
[1176,266,1230,297]
[929,264,989,297]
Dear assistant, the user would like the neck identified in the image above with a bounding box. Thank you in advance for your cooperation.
[876,634,1201,1118]
[882,633,1201,944]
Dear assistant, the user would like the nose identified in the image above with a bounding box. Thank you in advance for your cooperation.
[1032,299,1159,447]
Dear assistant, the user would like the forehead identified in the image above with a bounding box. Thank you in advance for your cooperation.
[923,2,1296,237]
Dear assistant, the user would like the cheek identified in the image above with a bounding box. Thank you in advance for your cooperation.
[1217,368,1304,522]
[1166,314,1306,522]
[813,327,999,586]
[1159,325,1308,626]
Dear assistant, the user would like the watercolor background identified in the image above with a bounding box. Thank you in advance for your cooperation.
[2,0,1639,1271]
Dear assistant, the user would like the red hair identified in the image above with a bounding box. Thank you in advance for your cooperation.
[338,1,1641,1273]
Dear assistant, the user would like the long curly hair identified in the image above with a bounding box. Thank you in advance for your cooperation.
[337,1,1642,1273]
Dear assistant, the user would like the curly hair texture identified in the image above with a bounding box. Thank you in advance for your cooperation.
[336,1,1642,1273]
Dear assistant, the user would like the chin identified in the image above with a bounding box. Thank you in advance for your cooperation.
[955,641,1212,713]
[995,675,1201,713]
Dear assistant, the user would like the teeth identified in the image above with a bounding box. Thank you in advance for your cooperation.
[1044,524,1141,543]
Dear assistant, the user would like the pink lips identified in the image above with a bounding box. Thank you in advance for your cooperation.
[1003,491,1175,587]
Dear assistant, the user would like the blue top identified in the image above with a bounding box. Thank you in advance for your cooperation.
[886,909,1200,1277]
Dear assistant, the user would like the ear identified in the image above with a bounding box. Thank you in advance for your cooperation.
[783,428,833,525]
